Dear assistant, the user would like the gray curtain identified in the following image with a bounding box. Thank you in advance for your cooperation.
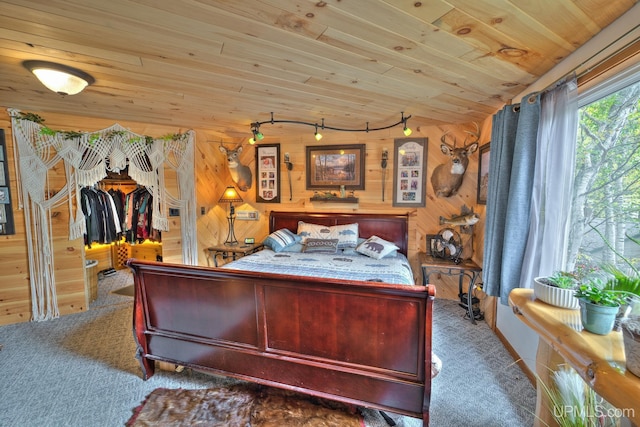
[483,93,541,304]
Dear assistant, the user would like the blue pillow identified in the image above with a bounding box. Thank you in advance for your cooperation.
[263,229,301,253]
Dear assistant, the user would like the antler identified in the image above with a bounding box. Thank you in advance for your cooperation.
[441,131,456,148]
[463,122,480,146]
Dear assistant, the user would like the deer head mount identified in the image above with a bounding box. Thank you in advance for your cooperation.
[219,143,252,191]
[430,124,480,198]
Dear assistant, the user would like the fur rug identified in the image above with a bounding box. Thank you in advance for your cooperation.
[127,383,364,427]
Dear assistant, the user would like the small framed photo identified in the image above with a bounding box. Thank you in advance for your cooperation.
[426,234,440,258]
[0,129,15,234]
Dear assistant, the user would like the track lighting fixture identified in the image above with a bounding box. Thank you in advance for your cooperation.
[249,112,412,141]
[248,124,264,144]
[23,60,95,95]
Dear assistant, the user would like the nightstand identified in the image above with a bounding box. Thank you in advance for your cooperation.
[205,242,264,267]
[419,252,483,324]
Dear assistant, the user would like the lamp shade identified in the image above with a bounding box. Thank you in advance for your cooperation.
[218,186,243,204]
[23,60,95,95]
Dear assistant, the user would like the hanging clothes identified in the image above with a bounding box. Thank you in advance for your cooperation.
[80,187,121,247]
[123,187,161,243]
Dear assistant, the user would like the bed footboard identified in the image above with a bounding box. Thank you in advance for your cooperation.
[127,259,435,425]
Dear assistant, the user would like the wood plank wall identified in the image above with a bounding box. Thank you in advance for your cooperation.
[0,108,493,326]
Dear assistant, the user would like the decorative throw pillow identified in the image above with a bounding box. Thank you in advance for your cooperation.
[356,236,399,259]
[297,222,332,243]
[329,223,359,249]
[281,242,304,253]
[303,238,339,254]
[297,221,359,249]
[263,228,301,253]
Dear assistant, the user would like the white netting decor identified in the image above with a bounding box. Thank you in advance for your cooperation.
[9,109,197,321]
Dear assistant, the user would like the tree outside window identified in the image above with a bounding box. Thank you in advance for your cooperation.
[567,79,640,274]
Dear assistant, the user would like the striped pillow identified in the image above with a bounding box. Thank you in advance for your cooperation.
[263,228,301,253]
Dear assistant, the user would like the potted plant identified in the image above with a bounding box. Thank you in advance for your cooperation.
[537,364,622,426]
[574,281,625,335]
[621,318,640,378]
[600,264,640,329]
[534,271,580,309]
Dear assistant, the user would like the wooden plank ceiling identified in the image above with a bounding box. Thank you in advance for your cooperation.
[0,0,637,137]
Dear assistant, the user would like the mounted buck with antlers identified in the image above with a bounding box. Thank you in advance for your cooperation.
[219,143,252,191]
[430,124,480,198]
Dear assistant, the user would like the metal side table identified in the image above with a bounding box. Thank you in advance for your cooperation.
[419,252,483,324]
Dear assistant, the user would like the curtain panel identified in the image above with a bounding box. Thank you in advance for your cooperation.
[483,77,578,304]
[483,94,540,304]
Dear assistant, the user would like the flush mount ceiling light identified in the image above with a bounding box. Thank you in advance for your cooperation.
[248,112,412,144]
[23,60,95,95]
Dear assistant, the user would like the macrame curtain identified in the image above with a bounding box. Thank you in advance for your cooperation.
[9,109,197,321]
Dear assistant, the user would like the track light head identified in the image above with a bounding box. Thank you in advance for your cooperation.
[314,124,323,141]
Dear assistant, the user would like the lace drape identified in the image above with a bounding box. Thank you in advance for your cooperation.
[9,109,197,321]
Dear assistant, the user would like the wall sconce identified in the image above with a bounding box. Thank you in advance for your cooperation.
[250,112,412,140]
[381,148,388,201]
[284,152,293,201]
[23,60,95,95]
[218,185,243,245]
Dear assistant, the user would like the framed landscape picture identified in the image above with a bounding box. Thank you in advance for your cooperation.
[306,144,365,190]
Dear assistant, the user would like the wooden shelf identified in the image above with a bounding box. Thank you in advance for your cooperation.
[310,196,359,203]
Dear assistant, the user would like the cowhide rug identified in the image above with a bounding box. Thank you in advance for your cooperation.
[127,383,365,427]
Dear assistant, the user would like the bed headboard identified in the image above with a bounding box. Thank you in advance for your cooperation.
[269,211,409,256]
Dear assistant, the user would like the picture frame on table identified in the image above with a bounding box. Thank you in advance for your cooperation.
[255,143,281,203]
[305,144,365,190]
[477,143,490,205]
[392,138,428,207]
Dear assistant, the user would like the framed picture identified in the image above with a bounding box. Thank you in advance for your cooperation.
[392,138,428,207]
[306,144,365,190]
[0,129,15,235]
[477,142,490,205]
[426,234,440,257]
[255,143,281,203]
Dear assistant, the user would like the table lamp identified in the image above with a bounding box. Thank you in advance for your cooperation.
[218,185,243,245]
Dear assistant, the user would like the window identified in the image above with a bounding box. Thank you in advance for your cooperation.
[567,66,640,276]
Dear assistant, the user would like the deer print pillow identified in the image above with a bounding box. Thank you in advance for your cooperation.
[356,235,399,260]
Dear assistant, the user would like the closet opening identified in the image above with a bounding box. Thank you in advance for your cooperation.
[82,167,163,306]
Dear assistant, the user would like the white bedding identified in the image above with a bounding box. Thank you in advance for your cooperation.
[222,248,415,285]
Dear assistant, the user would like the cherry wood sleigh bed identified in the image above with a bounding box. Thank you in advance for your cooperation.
[127,211,436,425]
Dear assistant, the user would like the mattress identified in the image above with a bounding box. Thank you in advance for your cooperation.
[222,248,415,285]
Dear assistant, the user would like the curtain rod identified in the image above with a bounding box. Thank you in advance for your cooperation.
[513,25,639,102]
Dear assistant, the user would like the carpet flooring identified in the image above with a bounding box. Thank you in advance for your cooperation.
[0,270,536,426]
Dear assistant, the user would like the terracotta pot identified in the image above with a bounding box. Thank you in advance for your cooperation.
[533,277,579,309]
[622,318,640,378]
